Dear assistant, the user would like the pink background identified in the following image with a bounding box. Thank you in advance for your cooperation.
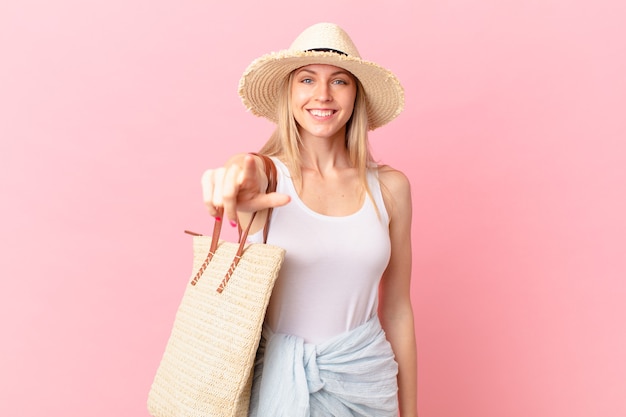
[1,1,625,416]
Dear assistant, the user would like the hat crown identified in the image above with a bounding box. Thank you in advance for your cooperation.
[289,23,361,58]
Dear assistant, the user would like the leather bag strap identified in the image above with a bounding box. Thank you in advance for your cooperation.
[244,153,277,244]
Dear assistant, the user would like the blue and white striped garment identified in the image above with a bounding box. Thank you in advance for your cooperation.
[248,316,399,417]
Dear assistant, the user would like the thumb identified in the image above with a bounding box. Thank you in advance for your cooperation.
[243,192,291,213]
[263,192,291,209]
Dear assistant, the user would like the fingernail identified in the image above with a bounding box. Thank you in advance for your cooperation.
[214,216,221,222]
[230,220,237,227]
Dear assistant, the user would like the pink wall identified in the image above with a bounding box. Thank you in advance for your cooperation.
[1,1,624,416]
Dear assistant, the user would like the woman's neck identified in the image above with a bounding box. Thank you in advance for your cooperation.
[298,130,351,172]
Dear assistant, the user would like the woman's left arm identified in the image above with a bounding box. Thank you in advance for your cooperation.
[378,166,418,417]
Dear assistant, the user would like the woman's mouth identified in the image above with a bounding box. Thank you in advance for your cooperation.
[308,109,335,118]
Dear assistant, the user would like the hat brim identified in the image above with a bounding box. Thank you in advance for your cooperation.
[238,50,404,131]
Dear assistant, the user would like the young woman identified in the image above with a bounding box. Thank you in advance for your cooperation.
[202,23,417,417]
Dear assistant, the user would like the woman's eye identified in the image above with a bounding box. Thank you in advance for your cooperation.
[333,79,348,85]
[301,78,313,84]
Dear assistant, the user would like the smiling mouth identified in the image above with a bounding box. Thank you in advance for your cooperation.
[308,109,335,117]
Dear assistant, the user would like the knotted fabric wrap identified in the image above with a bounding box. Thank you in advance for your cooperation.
[248,316,399,417]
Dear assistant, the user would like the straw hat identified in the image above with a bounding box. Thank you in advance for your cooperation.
[238,22,404,131]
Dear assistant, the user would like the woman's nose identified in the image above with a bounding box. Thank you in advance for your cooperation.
[315,83,332,102]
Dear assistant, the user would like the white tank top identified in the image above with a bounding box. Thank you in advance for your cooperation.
[248,157,391,344]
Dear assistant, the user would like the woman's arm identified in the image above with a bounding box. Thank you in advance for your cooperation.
[378,166,418,417]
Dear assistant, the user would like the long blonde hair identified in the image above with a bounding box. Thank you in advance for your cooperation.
[258,70,376,202]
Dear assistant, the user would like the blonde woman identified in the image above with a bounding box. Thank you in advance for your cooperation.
[202,23,417,417]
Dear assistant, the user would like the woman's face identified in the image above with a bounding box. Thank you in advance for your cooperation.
[290,64,357,141]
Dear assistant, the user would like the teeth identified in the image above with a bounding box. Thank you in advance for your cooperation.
[310,110,333,117]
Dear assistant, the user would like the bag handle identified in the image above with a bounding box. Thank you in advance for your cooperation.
[239,153,277,244]
[185,154,278,292]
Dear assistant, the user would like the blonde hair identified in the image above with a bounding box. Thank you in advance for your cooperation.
[258,70,377,206]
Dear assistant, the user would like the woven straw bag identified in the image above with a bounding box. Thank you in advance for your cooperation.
[148,155,285,417]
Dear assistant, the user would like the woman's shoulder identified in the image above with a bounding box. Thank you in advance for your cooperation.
[377,164,411,192]
[376,164,412,218]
